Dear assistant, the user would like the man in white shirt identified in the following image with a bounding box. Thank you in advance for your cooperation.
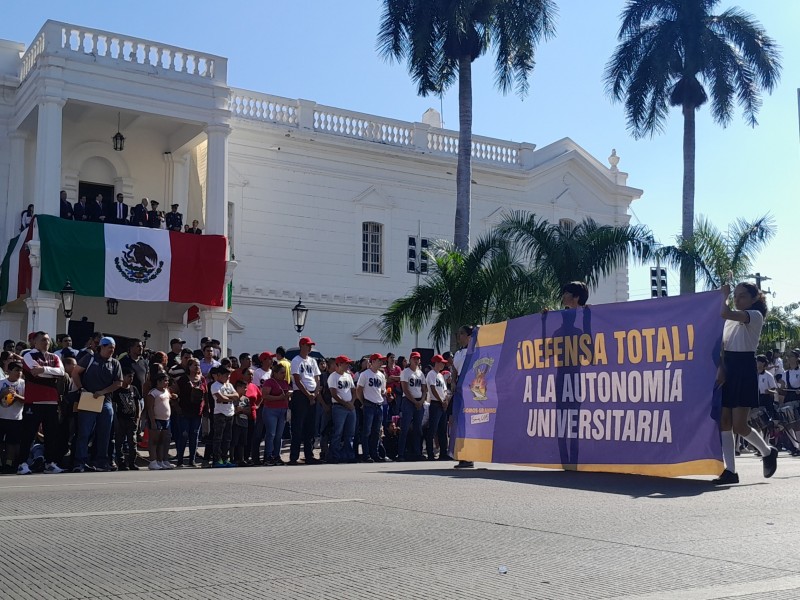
[289,337,321,465]
[397,351,426,461]
[426,355,452,461]
[357,353,387,463]
[328,355,356,463]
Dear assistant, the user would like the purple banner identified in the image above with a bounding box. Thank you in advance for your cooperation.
[451,292,725,477]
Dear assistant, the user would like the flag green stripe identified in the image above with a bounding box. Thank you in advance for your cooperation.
[0,234,20,306]
[37,215,106,297]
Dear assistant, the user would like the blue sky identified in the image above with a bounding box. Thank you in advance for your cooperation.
[3,0,797,304]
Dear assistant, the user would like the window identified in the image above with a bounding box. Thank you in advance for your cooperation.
[362,222,383,274]
[558,218,576,230]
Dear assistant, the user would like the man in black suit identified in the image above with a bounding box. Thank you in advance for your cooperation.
[60,190,73,220]
[87,194,105,223]
[107,193,129,225]
[130,198,148,227]
[73,196,88,222]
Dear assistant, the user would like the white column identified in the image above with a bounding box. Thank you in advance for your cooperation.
[200,309,229,356]
[172,152,190,218]
[0,312,24,344]
[34,97,66,217]
[6,130,28,241]
[24,295,61,338]
[204,124,230,236]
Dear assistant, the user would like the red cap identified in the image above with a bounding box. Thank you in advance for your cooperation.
[431,354,447,364]
[28,331,37,341]
[258,351,274,362]
[369,353,386,362]
[298,336,316,346]
[409,351,421,359]
[335,355,352,365]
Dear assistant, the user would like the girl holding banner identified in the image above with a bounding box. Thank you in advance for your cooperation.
[716,282,778,485]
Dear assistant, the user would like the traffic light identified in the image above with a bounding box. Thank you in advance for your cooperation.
[407,236,417,273]
[650,267,668,297]
[419,238,429,273]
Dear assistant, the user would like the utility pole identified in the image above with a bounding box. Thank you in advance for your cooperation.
[745,272,772,294]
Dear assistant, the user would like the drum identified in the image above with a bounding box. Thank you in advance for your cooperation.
[778,401,800,426]
[748,407,771,430]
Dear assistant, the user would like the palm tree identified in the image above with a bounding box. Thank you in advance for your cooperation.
[761,303,800,353]
[658,214,775,290]
[496,210,655,291]
[380,232,556,351]
[378,0,556,252]
[605,0,781,294]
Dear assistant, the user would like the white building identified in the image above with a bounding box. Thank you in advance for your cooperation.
[0,21,643,356]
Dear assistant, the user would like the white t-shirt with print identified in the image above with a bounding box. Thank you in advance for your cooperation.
[291,355,320,392]
[758,371,776,394]
[723,310,763,353]
[400,367,426,399]
[328,372,354,403]
[357,369,385,405]
[0,377,25,421]
[426,370,447,402]
[211,381,236,417]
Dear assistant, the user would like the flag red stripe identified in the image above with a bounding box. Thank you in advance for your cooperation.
[18,221,34,298]
[168,232,227,306]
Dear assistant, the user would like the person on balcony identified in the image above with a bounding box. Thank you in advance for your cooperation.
[187,219,202,234]
[87,194,105,223]
[165,204,183,232]
[131,198,148,227]
[73,196,88,222]
[107,193,129,225]
[59,191,73,220]
[147,200,164,228]
[19,204,34,231]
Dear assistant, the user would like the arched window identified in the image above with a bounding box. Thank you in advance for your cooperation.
[362,222,383,274]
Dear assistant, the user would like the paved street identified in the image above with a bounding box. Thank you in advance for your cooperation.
[2,452,799,600]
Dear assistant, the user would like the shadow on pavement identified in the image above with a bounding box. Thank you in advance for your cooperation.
[384,467,755,499]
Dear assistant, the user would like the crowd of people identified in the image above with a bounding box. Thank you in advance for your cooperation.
[0,326,476,475]
[19,190,204,233]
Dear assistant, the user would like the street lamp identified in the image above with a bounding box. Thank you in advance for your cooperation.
[112,112,125,151]
[292,297,308,333]
[60,280,75,335]
[106,298,119,315]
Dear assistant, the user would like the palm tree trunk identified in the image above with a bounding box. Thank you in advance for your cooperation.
[454,55,473,253]
[680,103,696,294]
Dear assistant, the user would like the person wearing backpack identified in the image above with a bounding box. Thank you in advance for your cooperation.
[113,367,141,470]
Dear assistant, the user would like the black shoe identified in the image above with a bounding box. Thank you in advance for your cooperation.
[128,463,140,471]
[439,455,454,461]
[374,457,386,462]
[712,470,740,485]
[763,447,778,478]
[1,464,14,475]
[117,464,129,471]
[364,457,375,463]
[305,457,321,465]
[287,460,300,466]
[454,461,474,469]
[274,457,285,466]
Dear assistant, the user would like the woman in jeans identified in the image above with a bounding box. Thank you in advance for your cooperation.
[261,363,290,465]
[175,358,206,467]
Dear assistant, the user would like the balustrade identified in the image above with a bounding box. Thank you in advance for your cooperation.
[19,20,225,83]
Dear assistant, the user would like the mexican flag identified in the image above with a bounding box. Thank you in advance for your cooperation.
[0,226,34,306]
[1,215,228,307]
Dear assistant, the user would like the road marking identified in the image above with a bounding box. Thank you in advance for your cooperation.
[615,573,800,599]
[0,498,363,522]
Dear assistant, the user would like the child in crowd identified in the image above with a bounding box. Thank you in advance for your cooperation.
[113,367,141,470]
[0,362,25,474]
[210,366,237,468]
[145,371,174,470]
[231,380,250,466]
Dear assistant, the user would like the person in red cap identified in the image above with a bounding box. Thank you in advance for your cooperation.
[289,337,321,465]
[397,351,427,461]
[426,355,452,461]
[327,355,357,463]
[356,353,387,462]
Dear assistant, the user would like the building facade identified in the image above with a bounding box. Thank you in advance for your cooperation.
[0,21,643,356]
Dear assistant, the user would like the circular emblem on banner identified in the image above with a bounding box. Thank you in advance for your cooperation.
[469,358,494,401]
[114,242,164,284]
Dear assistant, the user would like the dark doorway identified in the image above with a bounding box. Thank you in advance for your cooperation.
[78,181,115,215]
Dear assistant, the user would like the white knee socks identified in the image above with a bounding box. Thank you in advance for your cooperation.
[744,429,770,455]
[722,430,736,473]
